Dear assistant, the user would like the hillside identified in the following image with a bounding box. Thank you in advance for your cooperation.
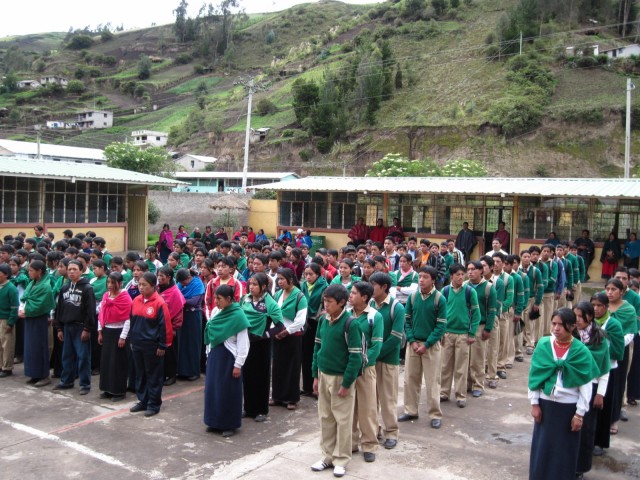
[0,0,638,178]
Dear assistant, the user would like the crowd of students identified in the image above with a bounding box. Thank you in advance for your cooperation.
[0,225,639,479]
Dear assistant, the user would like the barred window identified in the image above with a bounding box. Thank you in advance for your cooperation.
[1,177,40,223]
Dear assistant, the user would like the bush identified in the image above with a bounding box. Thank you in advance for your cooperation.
[535,165,550,177]
[193,64,205,74]
[253,190,277,200]
[148,199,161,225]
[266,30,276,44]
[103,55,117,66]
[101,29,114,42]
[74,68,85,79]
[66,79,86,94]
[488,96,544,137]
[575,56,597,68]
[299,149,312,161]
[316,138,333,154]
[174,53,192,65]
[87,67,102,78]
[256,98,277,116]
[68,35,93,50]
[282,129,296,138]
[560,107,604,125]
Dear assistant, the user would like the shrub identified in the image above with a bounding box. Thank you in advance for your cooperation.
[266,30,276,44]
[488,96,544,137]
[66,80,86,94]
[174,53,192,65]
[560,107,604,125]
[87,67,102,78]
[193,64,205,74]
[575,56,597,68]
[299,149,312,161]
[68,35,93,50]
[316,137,333,154]
[256,98,277,116]
[101,30,114,42]
[282,129,295,138]
[535,165,550,177]
[103,55,117,67]
[148,199,161,225]
[253,190,277,200]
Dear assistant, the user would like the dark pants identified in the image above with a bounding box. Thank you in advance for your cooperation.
[132,344,164,412]
[301,320,317,394]
[164,328,180,381]
[60,323,91,389]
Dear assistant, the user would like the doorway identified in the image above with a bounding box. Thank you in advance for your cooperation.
[484,207,513,254]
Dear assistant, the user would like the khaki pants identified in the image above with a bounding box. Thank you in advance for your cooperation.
[538,293,554,341]
[575,282,582,303]
[557,291,567,309]
[318,372,356,468]
[0,320,16,371]
[375,362,399,441]
[403,343,442,419]
[352,366,378,453]
[468,327,488,392]
[486,312,501,381]
[440,332,471,401]
[523,297,535,348]
[498,310,512,370]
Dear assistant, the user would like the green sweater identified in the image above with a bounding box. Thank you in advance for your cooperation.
[510,271,526,316]
[405,288,447,348]
[524,265,543,304]
[500,271,514,312]
[576,254,586,283]
[534,261,549,290]
[312,309,363,389]
[22,277,55,318]
[370,296,405,365]
[543,259,557,293]
[466,279,497,331]
[444,285,480,336]
[623,288,640,331]
[350,306,383,367]
[0,281,19,326]
[91,276,108,304]
[567,253,580,287]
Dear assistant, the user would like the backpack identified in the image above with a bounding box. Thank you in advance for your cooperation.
[344,312,373,376]
[442,284,474,334]
[403,289,442,348]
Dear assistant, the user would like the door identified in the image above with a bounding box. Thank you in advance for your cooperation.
[485,207,513,253]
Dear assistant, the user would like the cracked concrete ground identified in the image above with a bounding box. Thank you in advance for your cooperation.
[0,353,638,480]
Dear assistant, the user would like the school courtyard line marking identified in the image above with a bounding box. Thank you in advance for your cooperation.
[49,385,205,434]
[0,417,164,479]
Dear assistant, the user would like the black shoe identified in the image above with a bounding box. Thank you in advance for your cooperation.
[363,452,375,463]
[497,371,507,379]
[111,395,125,402]
[431,419,442,429]
[593,446,604,456]
[0,370,12,378]
[163,377,176,386]
[186,375,200,381]
[144,410,159,417]
[222,430,235,437]
[130,402,146,413]
[26,378,38,384]
[53,383,74,390]
[99,392,112,399]
[254,414,267,422]
[398,413,418,422]
[383,439,397,449]
[79,388,90,395]
[91,369,100,376]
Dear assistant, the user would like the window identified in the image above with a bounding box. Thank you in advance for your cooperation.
[1,177,40,223]
[434,195,482,235]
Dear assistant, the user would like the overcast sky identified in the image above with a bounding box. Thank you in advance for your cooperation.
[2,0,384,37]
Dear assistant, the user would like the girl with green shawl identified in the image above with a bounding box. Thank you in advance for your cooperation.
[239,273,283,421]
[271,268,308,410]
[301,263,328,396]
[20,260,55,387]
[528,307,599,480]
[573,301,611,478]
[330,258,361,291]
[605,278,636,434]
[204,284,250,438]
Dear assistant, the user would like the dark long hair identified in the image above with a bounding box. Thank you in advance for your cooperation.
[573,301,605,346]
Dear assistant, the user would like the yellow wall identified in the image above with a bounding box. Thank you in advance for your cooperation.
[248,199,277,237]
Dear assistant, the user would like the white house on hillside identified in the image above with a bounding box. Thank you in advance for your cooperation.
[601,44,640,59]
[40,76,68,87]
[132,130,168,147]
[175,154,217,171]
[46,120,76,129]
[0,139,105,164]
[17,80,41,89]
[76,110,113,129]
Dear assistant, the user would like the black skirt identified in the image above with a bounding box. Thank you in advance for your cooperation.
[99,327,129,395]
[301,319,318,394]
[594,366,618,449]
[204,344,243,431]
[576,384,598,474]
[529,398,580,480]
[627,334,640,401]
[271,333,302,404]
[243,337,271,417]
[23,315,50,379]
[612,347,629,423]
[177,309,202,378]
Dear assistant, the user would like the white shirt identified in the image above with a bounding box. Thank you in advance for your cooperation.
[277,291,308,334]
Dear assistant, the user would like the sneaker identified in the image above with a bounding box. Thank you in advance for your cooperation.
[456,400,466,408]
[144,410,159,417]
[488,380,498,389]
[333,466,346,477]
[526,347,534,355]
[472,390,483,398]
[79,388,90,395]
[130,402,146,413]
[363,452,375,462]
[221,430,234,437]
[254,414,267,422]
[497,371,507,379]
[34,378,51,387]
[592,446,604,456]
[311,460,332,472]
[515,356,524,362]
[383,438,397,449]
[53,382,73,390]
[620,409,629,422]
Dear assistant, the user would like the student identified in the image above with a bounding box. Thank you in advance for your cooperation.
[20,260,56,387]
[399,266,447,429]
[521,250,543,355]
[311,284,363,478]
[348,281,383,462]
[330,258,361,290]
[90,259,108,375]
[129,273,172,417]
[240,273,283,421]
[97,272,133,402]
[489,252,513,381]
[301,263,328,397]
[176,268,205,381]
[369,272,404,448]
[393,253,418,305]
[53,260,96,395]
[92,237,112,268]
[204,257,243,318]
[157,266,185,387]
[204,284,250,437]
[145,246,163,274]
[0,264,19,378]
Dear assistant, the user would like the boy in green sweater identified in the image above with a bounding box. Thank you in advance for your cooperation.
[348,281,383,463]
[311,284,362,478]
[399,266,447,429]
[440,263,480,407]
[0,265,19,377]
[491,252,514,380]
[540,244,558,342]
[369,272,405,449]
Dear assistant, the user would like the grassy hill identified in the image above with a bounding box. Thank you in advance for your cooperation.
[0,0,638,178]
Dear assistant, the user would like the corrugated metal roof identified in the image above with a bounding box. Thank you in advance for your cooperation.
[0,139,105,161]
[177,154,217,163]
[0,156,185,187]
[174,172,299,179]
[253,176,640,198]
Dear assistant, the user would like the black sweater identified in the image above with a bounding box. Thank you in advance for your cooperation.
[54,277,96,332]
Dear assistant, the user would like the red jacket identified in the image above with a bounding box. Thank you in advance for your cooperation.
[204,277,243,318]
[130,292,173,349]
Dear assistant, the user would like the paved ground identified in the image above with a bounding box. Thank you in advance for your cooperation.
[1,348,638,480]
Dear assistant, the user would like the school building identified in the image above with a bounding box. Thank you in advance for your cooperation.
[0,156,184,251]
[254,176,640,279]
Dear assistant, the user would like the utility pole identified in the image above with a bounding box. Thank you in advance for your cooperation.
[34,124,42,159]
[625,78,635,179]
[235,76,270,193]
[519,31,523,55]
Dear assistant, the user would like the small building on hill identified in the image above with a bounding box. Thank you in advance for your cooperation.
[0,139,105,164]
[76,110,113,129]
[40,76,68,87]
[132,130,168,147]
[601,44,640,59]
[173,171,299,193]
[175,154,217,172]
[16,80,41,89]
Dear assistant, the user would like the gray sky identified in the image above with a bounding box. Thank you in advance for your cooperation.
[2,0,384,37]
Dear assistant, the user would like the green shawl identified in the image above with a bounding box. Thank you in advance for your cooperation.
[204,302,250,348]
[610,301,637,335]
[600,314,625,362]
[528,336,599,395]
[302,276,328,318]
[275,286,308,322]
[583,338,611,379]
[330,274,361,291]
[91,276,108,304]
[240,293,283,336]
[22,277,55,317]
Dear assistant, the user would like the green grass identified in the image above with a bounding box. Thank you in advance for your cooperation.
[168,76,223,95]
[550,68,627,112]
[227,109,296,132]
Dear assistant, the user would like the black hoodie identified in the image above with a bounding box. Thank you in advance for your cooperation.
[54,276,96,332]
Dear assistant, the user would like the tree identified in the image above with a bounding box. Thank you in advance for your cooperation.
[401,0,426,18]
[138,55,152,80]
[432,0,448,16]
[67,35,93,50]
[256,98,277,116]
[173,0,189,42]
[1,72,19,93]
[365,153,439,177]
[105,142,175,177]
[441,159,486,177]
[395,62,403,89]
[66,79,86,94]
[292,78,319,124]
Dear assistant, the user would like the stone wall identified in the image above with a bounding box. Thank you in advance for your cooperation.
[149,191,251,234]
